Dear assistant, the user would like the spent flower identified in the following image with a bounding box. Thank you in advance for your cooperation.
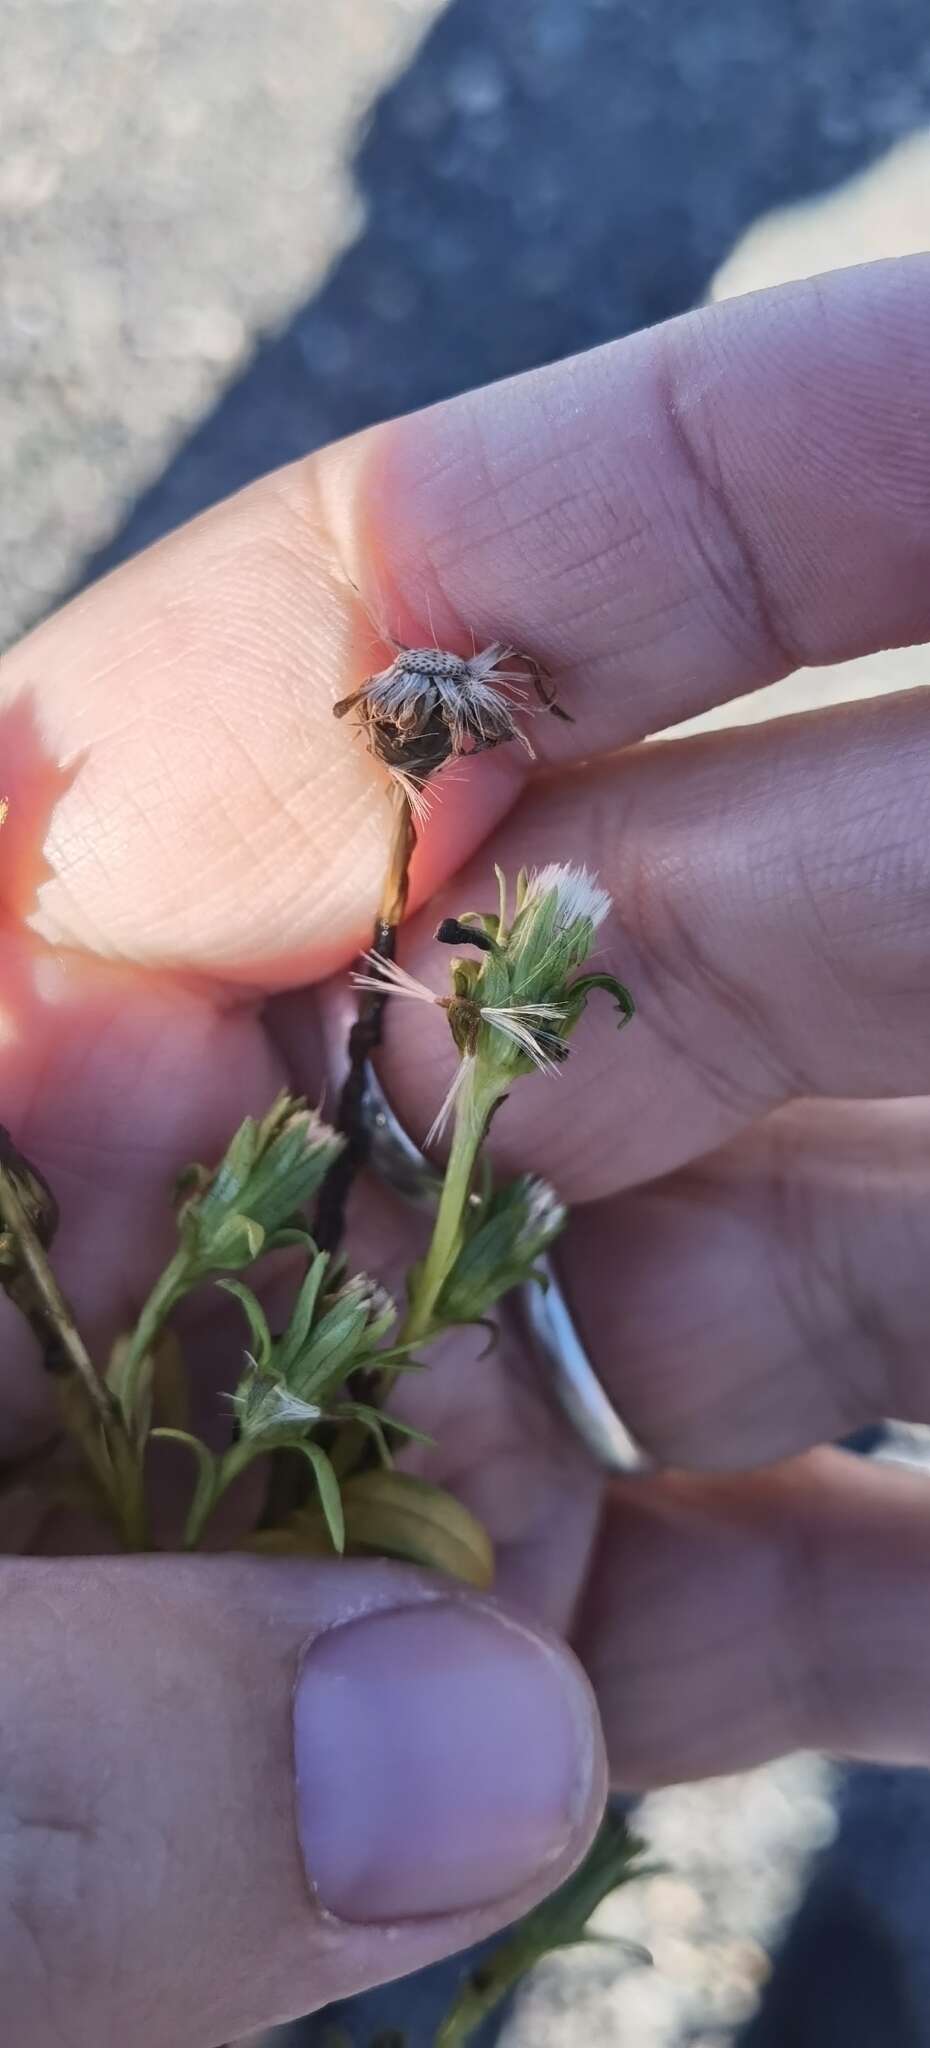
[355,862,633,1141]
[334,643,565,816]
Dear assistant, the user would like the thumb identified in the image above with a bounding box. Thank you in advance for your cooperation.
[2,1553,605,2048]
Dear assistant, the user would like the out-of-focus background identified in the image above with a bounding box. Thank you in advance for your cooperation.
[4,3,930,2045]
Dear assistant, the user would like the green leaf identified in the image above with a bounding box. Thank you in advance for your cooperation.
[107,1332,155,1438]
[149,1331,190,1431]
[175,1095,343,1275]
[274,1248,331,1375]
[435,1813,650,2046]
[151,1427,216,1481]
[292,1294,370,1398]
[298,1441,345,1553]
[265,1225,317,1254]
[218,1279,273,1370]
[566,970,635,1027]
[437,1174,566,1325]
[187,1210,265,1271]
[151,1429,220,1548]
[335,1403,434,1467]
[339,1471,493,1588]
[237,1095,344,1235]
[249,1471,492,1586]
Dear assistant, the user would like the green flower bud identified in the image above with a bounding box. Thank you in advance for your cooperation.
[176,1093,343,1279]
[437,1173,567,1325]
[229,1257,397,1446]
[442,862,635,1093]
[354,864,634,1147]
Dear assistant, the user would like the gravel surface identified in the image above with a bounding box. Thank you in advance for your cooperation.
[0,0,443,643]
[504,1763,836,2048]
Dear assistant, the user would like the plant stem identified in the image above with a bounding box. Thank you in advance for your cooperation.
[116,1251,190,1428]
[0,1155,109,1424]
[327,1064,501,1486]
[401,1063,502,1346]
[179,1435,254,1549]
[314,784,416,1254]
[263,786,417,1529]
[0,1140,146,1546]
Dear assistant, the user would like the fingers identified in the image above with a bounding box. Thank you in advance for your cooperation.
[562,1100,930,1471]
[346,254,930,755]
[0,469,523,983]
[577,1449,930,1788]
[0,1554,604,2048]
[379,689,930,1199]
[5,257,930,989]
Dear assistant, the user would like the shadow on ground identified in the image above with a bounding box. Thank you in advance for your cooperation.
[88,0,930,571]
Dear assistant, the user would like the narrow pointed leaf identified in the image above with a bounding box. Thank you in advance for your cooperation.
[298,1441,344,1553]
[567,971,635,1026]
[217,1279,273,1370]
[149,1331,190,1431]
[338,1471,493,1588]
[436,1813,649,2046]
[275,1248,330,1373]
[340,1403,433,1448]
[265,1225,317,1254]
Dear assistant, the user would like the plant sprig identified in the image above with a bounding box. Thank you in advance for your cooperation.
[1,862,644,2045]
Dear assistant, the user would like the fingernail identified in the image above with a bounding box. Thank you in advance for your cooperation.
[293,1597,599,1923]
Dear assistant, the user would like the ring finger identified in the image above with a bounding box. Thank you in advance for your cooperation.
[563,1096,930,1471]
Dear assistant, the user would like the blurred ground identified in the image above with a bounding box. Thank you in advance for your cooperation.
[4,4,930,2046]
[0,0,444,639]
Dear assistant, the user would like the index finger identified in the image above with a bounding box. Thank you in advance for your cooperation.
[337,253,930,755]
[4,256,930,986]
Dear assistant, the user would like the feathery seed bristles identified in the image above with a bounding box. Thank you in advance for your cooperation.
[352,957,566,1076]
[425,1056,474,1150]
[336,642,538,800]
[352,953,443,1006]
[522,862,612,931]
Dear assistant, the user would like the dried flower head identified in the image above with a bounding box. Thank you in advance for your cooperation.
[334,642,567,815]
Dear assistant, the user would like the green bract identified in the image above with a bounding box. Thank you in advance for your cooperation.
[229,1255,398,1442]
[437,1173,566,1325]
[175,1092,344,1276]
[443,862,634,1085]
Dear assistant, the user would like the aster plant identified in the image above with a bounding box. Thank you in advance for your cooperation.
[0,633,650,2044]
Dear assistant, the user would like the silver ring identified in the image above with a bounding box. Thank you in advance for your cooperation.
[358,1059,652,1477]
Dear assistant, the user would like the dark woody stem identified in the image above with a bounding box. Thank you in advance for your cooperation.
[0,1130,108,1421]
[0,1130,146,1546]
[263,787,416,1527]
[313,783,416,1254]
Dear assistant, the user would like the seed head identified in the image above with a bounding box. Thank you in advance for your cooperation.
[358,859,634,1127]
[334,641,565,812]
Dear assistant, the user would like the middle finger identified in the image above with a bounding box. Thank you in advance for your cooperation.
[378,686,930,1200]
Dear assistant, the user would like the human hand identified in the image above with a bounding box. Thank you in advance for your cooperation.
[3,252,930,2043]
